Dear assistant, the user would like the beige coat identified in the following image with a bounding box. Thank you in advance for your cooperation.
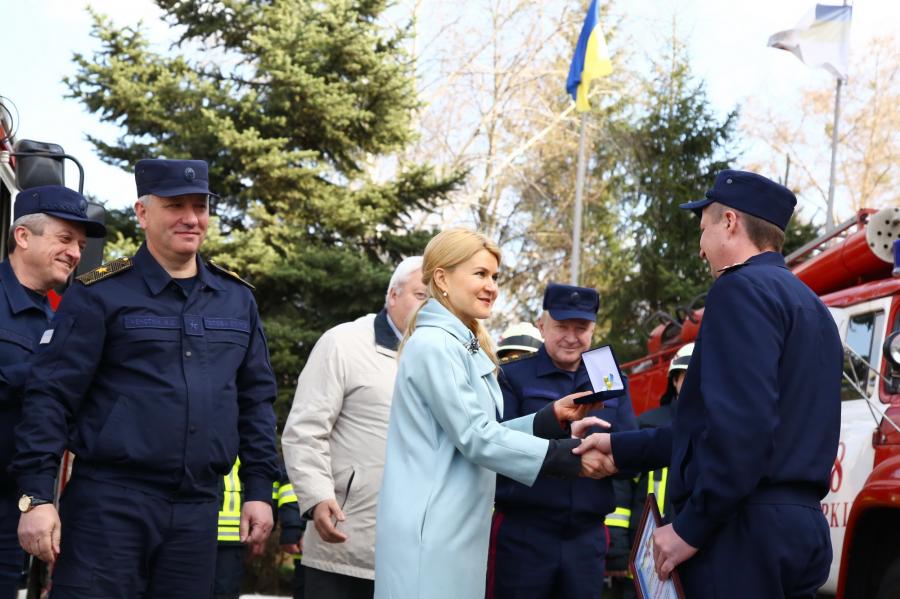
[282,312,398,580]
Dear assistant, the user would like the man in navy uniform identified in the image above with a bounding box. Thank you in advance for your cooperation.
[0,186,105,599]
[11,160,280,598]
[576,170,842,598]
[489,283,637,598]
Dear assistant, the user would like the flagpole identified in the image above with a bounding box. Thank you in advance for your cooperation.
[825,0,849,234]
[825,77,842,233]
[571,112,588,285]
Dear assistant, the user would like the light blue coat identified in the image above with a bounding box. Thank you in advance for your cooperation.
[374,300,550,599]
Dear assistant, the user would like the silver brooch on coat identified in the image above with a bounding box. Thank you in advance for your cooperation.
[466,337,480,354]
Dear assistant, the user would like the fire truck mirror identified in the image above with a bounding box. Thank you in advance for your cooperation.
[884,331,900,370]
[12,139,66,189]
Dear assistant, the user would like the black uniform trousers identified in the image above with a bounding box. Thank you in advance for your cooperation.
[490,509,606,599]
[678,491,831,599]
[303,566,373,599]
[213,544,244,599]
[0,490,24,599]
[50,476,218,599]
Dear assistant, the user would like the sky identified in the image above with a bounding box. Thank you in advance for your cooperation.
[2,0,898,221]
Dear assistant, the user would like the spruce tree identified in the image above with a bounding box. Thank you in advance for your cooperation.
[67,0,459,418]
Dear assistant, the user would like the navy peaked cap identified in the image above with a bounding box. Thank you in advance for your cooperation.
[14,185,106,238]
[135,159,218,199]
[542,283,599,322]
[679,170,797,231]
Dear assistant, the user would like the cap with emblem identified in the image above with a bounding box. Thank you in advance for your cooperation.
[135,159,219,199]
[679,169,797,231]
[14,185,107,238]
[542,282,599,322]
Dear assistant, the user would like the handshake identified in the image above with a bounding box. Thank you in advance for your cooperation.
[571,421,617,479]
[552,390,618,480]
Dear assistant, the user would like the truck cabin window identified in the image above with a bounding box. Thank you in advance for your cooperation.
[841,311,885,401]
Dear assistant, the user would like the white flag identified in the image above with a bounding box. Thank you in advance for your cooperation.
[767,4,852,80]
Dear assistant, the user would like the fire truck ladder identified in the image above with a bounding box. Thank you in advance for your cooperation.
[785,210,877,268]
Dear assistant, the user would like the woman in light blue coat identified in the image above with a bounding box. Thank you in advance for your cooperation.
[374,229,608,599]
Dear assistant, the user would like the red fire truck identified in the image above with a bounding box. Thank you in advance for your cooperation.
[621,206,900,598]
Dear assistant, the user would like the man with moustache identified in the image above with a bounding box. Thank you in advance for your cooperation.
[11,160,279,599]
[488,283,637,599]
[576,170,842,599]
[0,186,105,599]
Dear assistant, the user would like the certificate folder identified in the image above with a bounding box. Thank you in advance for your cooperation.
[576,344,627,405]
[628,493,686,599]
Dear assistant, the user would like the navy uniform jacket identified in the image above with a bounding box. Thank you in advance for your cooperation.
[496,345,638,525]
[0,260,52,492]
[612,252,842,548]
[11,243,280,503]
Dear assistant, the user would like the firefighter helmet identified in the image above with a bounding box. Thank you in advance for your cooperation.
[668,342,695,375]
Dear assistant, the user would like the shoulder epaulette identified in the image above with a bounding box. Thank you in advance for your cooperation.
[207,260,255,290]
[76,257,133,286]
[499,351,539,366]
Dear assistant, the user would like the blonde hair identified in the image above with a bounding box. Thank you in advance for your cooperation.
[401,228,501,367]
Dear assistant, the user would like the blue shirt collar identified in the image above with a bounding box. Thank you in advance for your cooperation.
[0,259,49,316]
[133,242,224,296]
[385,311,403,341]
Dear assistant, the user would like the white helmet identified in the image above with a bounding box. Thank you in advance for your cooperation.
[668,342,695,375]
[497,322,543,356]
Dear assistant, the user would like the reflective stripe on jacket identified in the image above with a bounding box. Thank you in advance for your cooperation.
[277,481,298,508]
[218,460,242,543]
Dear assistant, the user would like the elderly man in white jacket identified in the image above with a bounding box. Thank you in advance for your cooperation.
[282,256,425,598]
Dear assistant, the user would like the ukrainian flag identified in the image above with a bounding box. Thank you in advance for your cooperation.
[566,0,612,112]
[768,4,852,80]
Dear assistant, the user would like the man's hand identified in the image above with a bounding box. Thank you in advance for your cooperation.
[570,416,610,439]
[573,433,617,478]
[281,532,304,556]
[578,447,618,478]
[312,498,348,543]
[652,524,697,579]
[18,504,61,564]
[553,390,601,425]
[240,500,274,556]
[572,432,612,456]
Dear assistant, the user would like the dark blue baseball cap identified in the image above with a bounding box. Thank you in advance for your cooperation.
[679,170,797,231]
[542,283,599,322]
[135,159,219,199]
[14,185,107,238]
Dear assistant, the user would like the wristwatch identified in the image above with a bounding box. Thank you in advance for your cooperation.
[18,495,51,513]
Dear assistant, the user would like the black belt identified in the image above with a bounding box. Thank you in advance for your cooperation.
[744,483,821,508]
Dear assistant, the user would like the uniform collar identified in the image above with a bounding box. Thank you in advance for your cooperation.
[746,251,788,269]
[133,242,224,296]
[0,259,48,315]
[533,344,586,378]
[415,299,477,345]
